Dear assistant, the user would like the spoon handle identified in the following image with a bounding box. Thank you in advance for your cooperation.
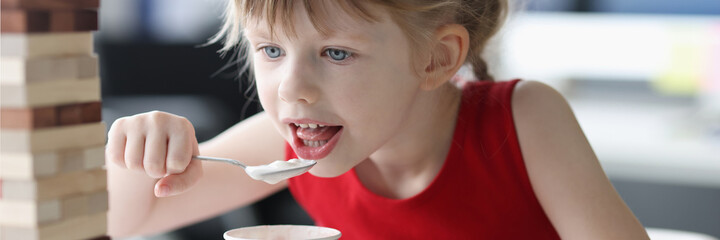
[192,155,247,168]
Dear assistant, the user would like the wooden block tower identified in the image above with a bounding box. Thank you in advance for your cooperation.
[0,0,109,239]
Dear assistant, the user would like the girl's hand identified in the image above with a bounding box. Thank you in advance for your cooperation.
[106,111,203,197]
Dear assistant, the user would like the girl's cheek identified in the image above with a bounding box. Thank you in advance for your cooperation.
[256,82,274,102]
[254,76,275,109]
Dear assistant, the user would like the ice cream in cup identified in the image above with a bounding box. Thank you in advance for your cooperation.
[223,225,341,240]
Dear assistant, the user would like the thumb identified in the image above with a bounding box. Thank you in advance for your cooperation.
[154,158,203,197]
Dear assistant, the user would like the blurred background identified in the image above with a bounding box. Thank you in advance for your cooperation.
[94,0,720,239]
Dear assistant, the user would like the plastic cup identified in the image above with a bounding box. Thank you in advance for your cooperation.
[223,225,341,240]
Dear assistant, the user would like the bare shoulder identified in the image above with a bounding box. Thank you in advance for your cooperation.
[511,80,582,154]
[511,80,568,117]
[511,80,649,239]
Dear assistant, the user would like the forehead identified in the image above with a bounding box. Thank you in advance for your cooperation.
[241,0,390,41]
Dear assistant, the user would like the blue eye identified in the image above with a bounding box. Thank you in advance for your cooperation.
[263,46,283,58]
[325,48,351,61]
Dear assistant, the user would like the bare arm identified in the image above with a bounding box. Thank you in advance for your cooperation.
[512,81,650,239]
[108,112,287,237]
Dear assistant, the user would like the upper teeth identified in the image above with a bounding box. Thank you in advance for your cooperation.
[294,123,326,128]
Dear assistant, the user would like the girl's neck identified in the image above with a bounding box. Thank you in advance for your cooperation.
[355,82,463,199]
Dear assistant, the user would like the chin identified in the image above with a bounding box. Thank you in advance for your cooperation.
[307,164,352,178]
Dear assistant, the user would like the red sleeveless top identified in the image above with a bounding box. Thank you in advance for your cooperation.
[287,80,560,239]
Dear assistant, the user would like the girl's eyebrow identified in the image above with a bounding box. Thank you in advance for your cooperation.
[320,32,371,45]
[244,26,372,45]
[322,34,370,43]
[244,29,272,40]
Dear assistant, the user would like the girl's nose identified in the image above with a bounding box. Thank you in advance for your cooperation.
[278,60,319,105]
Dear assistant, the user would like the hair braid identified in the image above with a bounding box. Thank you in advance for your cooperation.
[457,0,507,81]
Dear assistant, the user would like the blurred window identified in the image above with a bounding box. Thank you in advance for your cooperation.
[526,0,720,15]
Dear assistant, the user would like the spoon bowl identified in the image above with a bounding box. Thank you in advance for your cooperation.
[193,156,316,184]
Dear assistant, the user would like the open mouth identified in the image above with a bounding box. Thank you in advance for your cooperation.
[290,122,343,160]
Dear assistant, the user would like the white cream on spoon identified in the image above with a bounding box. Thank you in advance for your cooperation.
[193,156,316,184]
[244,158,316,184]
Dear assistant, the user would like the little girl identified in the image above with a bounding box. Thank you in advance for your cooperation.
[106,0,650,239]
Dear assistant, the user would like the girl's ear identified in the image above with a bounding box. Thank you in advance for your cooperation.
[421,24,469,90]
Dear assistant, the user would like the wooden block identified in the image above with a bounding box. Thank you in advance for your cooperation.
[57,105,84,126]
[0,152,58,180]
[81,102,103,123]
[50,10,98,32]
[86,191,108,214]
[76,55,99,79]
[0,122,106,153]
[0,78,100,108]
[87,236,111,240]
[61,190,107,220]
[82,146,105,170]
[0,0,99,10]
[1,102,102,129]
[59,195,85,219]
[57,146,102,172]
[48,11,74,31]
[1,212,106,240]
[0,199,61,227]
[57,150,84,173]
[0,145,104,180]
[58,102,102,126]
[0,169,106,201]
[0,9,50,32]
[2,9,98,33]
[0,106,57,129]
[0,33,93,58]
[0,57,76,85]
[0,55,98,85]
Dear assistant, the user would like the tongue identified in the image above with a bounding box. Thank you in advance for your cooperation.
[297,126,341,141]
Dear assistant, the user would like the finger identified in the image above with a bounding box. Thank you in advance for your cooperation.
[124,133,146,171]
[165,132,193,175]
[154,159,203,197]
[106,122,127,168]
[143,132,167,178]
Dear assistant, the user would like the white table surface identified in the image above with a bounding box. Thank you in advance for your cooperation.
[570,99,720,188]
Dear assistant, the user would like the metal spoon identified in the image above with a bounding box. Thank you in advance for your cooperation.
[192,156,316,184]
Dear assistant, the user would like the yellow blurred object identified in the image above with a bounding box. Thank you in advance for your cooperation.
[654,25,710,96]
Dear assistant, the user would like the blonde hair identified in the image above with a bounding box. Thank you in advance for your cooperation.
[209,0,508,81]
